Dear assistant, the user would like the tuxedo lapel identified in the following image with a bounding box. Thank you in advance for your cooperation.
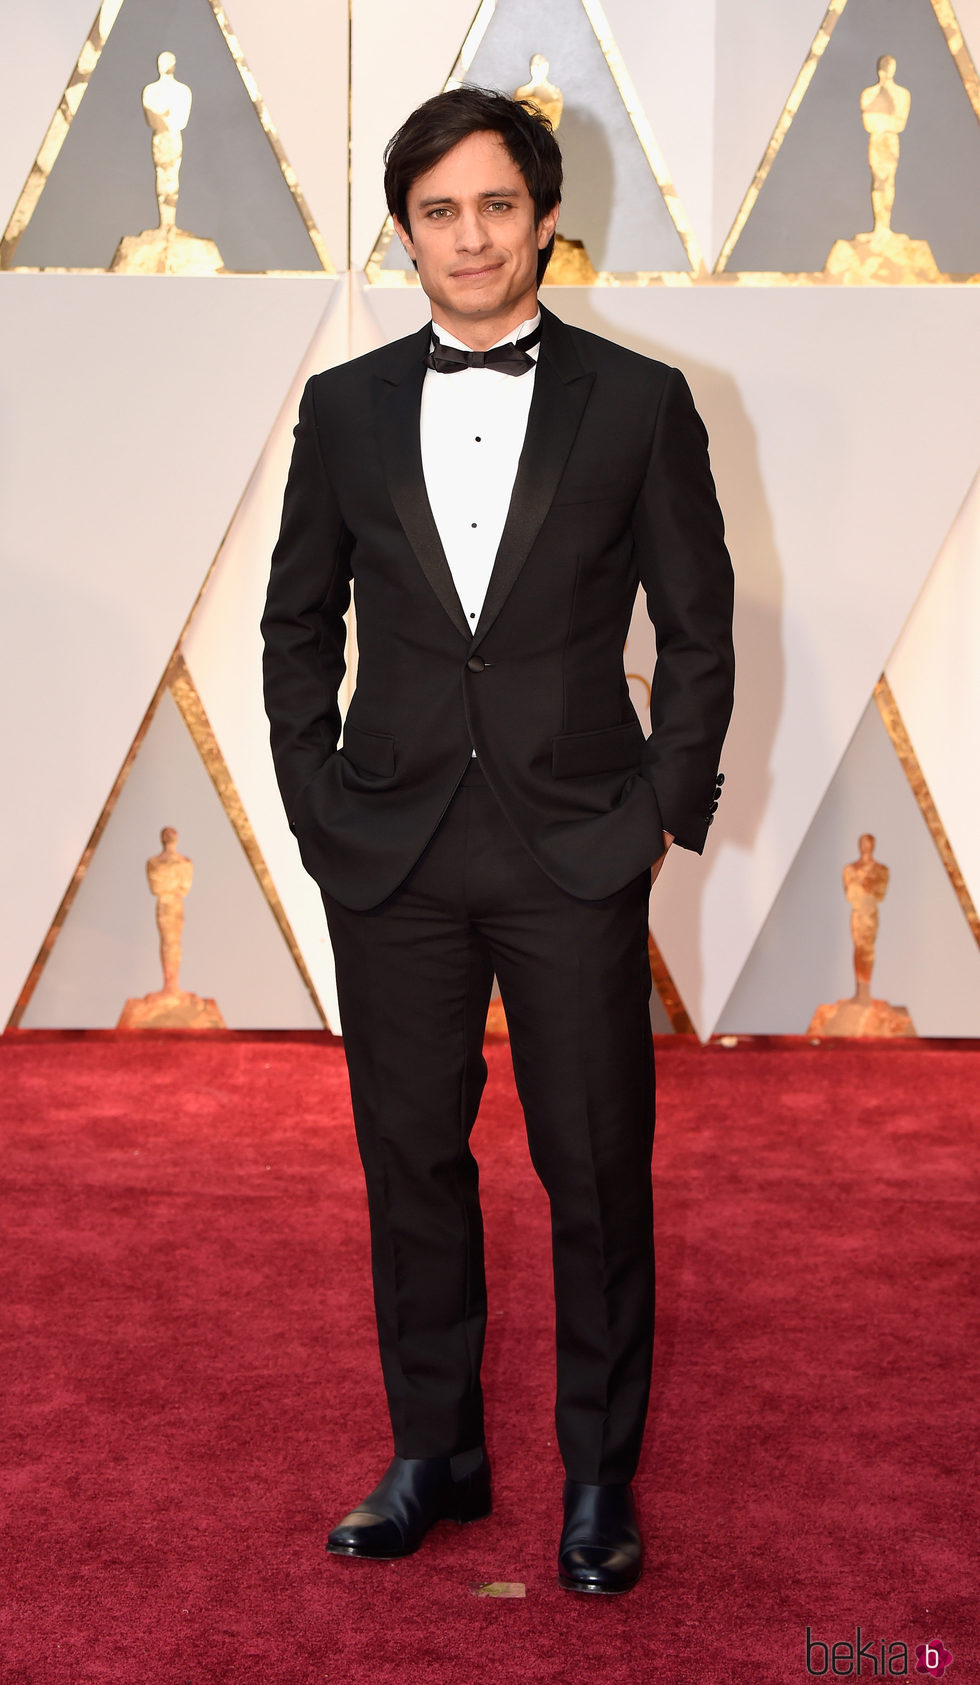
[375,325,472,643]
[471,307,594,647]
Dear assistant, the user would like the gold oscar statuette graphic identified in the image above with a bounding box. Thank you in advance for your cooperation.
[515,51,564,128]
[824,55,944,284]
[808,833,916,1037]
[514,54,598,284]
[110,52,225,275]
[117,827,225,1028]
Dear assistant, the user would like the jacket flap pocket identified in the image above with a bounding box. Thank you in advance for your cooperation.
[552,721,643,779]
[341,723,396,777]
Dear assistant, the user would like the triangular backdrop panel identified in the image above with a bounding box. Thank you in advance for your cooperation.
[21,689,320,1029]
[208,0,349,271]
[710,0,840,272]
[181,281,352,1033]
[573,0,716,265]
[0,273,331,1027]
[715,696,980,1037]
[376,0,692,277]
[10,0,325,271]
[554,283,980,1036]
[0,0,96,237]
[886,467,980,917]
[723,0,980,275]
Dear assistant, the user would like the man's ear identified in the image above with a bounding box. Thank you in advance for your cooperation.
[393,216,416,262]
[537,202,560,249]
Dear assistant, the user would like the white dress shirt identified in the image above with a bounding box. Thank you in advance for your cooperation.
[420,313,540,756]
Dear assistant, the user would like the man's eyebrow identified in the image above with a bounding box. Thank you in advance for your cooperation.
[416,187,521,207]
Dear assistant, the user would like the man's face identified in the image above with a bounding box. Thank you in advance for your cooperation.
[393,130,559,342]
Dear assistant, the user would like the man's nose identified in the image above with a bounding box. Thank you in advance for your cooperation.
[455,208,490,251]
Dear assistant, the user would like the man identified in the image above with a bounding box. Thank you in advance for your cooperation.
[261,87,734,1595]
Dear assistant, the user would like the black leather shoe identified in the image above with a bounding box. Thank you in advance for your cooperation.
[326,1448,491,1559]
[557,1479,642,1594]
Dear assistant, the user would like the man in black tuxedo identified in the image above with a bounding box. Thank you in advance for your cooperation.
[262,87,734,1595]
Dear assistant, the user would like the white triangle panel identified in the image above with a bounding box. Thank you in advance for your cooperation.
[558,286,980,1035]
[886,468,980,920]
[0,0,97,238]
[711,0,844,270]
[20,689,322,1029]
[181,279,351,1031]
[218,0,348,269]
[353,269,430,350]
[602,0,715,266]
[0,272,335,1026]
[962,0,980,62]
[350,0,477,270]
[715,697,980,1037]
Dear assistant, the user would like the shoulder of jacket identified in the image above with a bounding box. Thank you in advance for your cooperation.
[559,318,675,384]
[305,328,426,394]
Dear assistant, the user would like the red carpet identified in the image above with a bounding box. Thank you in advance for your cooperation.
[1,1036,977,1684]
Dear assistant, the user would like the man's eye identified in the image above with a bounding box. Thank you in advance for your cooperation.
[428,207,452,219]
[487,201,511,212]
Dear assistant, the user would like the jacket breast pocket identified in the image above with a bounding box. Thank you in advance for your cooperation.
[551,722,643,779]
[340,722,396,778]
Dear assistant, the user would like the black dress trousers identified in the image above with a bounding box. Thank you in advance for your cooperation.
[321,754,656,1485]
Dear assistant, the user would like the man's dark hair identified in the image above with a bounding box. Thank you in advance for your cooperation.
[384,86,563,284]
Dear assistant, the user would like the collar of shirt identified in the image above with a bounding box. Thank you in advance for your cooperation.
[428,311,542,361]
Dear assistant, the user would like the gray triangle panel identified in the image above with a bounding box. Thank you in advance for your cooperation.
[728,0,980,275]
[382,0,689,275]
[15,0,322,271]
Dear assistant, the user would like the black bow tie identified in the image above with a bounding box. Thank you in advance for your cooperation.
[426,322,542,376]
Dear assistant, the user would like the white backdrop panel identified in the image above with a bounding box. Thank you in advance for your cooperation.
[222,0,349,268]
[886,469,980,920]
[587,286,980,1034]
[350,0,475,269]
[0,0,97,237]
[716,697,980,1037]
[182,279,351,1032]
[602,0,716,264]
[0,273,334,1027]
[21,688,322,1029]
[712,0,833,270]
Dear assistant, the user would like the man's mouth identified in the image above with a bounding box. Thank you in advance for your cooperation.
[451,261,503,279]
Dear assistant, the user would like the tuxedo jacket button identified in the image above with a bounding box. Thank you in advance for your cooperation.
[466,655,486,673]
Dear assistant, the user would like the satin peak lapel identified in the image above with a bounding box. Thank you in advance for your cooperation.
[471,318,594,648]
[376,341,472,643]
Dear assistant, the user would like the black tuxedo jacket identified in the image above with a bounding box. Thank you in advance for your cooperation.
[262,303,734,910]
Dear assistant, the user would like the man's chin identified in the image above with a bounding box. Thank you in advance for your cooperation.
[445,278,505,308]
